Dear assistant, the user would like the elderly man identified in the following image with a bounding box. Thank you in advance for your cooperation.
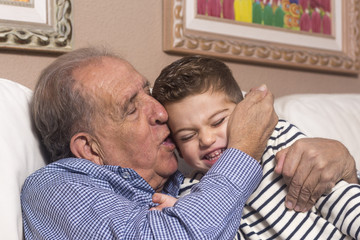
[21,48,358,239]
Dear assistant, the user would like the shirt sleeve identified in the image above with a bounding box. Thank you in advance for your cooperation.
[22,149,262,239]
[148,149,263,239]
[315,181,360,239]
[270,120,360,239]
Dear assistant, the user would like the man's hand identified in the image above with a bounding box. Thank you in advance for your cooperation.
[275,138,358,212]
[227,85,278,161]
[150,193,177,211]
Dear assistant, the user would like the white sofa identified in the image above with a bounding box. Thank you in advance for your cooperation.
[0,78,46,239]
[1,78,359,239]
[274,93,360,171]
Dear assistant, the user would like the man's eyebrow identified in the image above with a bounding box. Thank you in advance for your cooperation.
[143,80,150,89]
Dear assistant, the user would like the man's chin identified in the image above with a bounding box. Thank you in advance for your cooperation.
[158,152,178,174]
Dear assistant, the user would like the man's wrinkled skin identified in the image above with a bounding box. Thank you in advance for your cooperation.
[275,138,357,212]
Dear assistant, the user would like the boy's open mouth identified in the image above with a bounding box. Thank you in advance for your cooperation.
[203,148,226,162]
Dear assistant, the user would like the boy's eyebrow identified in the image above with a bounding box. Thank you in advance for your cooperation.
[172,108,231,136]
[172,127,194,136]
[208,109,229,120]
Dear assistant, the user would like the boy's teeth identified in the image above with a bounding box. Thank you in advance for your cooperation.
[204,149,224,161]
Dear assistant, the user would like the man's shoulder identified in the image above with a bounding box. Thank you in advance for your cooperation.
[27,158,95,177]
[22,158,112,192]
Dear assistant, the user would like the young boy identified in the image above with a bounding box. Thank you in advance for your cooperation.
[151,55,360,239]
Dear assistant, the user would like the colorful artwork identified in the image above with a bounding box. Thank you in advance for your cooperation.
[0,0,31,6]
[197,0,332,35]
[3,0,30,2]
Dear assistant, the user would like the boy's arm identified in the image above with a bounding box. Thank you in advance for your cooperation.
[315,181,360,239]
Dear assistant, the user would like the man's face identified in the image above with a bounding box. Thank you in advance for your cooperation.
[73,57,177,190]
[165,90,236,172]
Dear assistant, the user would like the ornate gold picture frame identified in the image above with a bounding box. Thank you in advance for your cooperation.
[0,0,72,52]
[163,0,360,74]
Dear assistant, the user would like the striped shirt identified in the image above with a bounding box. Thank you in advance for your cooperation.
[180,120,360,239]
[21,148,262,239]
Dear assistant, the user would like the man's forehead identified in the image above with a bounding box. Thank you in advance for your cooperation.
[74,57,144,87]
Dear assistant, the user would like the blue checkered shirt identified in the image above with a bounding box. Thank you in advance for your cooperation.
[21,148,262,239]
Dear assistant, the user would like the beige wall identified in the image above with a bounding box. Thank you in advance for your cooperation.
[0,1,359,98]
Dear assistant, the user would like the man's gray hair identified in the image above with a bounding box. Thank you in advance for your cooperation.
[31,47,117,163]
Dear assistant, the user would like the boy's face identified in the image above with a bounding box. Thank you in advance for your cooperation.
[165,90,236,172]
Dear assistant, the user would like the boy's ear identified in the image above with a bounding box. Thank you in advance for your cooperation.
[70,132,104,165]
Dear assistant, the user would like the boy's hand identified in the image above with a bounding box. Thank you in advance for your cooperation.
[150,193,177,211]
[227,85,278,161]
[275,138,358,212]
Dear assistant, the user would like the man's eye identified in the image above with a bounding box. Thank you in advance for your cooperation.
[212,118,225,127]
[127,108,137,115]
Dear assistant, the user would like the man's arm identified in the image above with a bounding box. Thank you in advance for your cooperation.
[149,149,262,239]
[21,153,261,239]
[275,138,358,212]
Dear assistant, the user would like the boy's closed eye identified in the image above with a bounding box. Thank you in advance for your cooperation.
[178,132,196,142]
[211,117,225,127]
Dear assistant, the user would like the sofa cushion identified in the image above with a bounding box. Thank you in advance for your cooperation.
[274,94,360,170]
[0,78,46,239]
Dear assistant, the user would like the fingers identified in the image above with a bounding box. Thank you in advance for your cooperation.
[227,84,278,160]
[274,148,288,174]
[150,193,177,211]
[245,84,269,103]
[303,181,333,212]
[276,144,301,188]
[276,141,313,211]
[285,165,317,212]
[277,138,355,212]
[151,193,163,204]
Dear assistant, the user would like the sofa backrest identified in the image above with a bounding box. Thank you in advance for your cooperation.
[275,93,360,170]
[1,78,359,239]
[0,78,46,239]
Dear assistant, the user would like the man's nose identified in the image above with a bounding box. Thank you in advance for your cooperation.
[147,96,168,125]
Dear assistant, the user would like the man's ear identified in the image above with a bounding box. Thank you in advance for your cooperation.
[70,132,104,165]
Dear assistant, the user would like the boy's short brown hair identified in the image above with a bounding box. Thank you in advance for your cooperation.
[152,55,244,105]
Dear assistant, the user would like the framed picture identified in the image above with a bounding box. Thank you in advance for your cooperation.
[163,0,360,74]
[0,0,72,52]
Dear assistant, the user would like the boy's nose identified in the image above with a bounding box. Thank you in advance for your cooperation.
[199,131,216,148]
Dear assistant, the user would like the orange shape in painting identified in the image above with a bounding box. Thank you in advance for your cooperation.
[289,3,300,18]
[291,16,300,27]
[282,0,290,13]
[284,14,292,28]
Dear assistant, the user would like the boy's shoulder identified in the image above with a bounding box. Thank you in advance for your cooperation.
[179,171,203,197]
